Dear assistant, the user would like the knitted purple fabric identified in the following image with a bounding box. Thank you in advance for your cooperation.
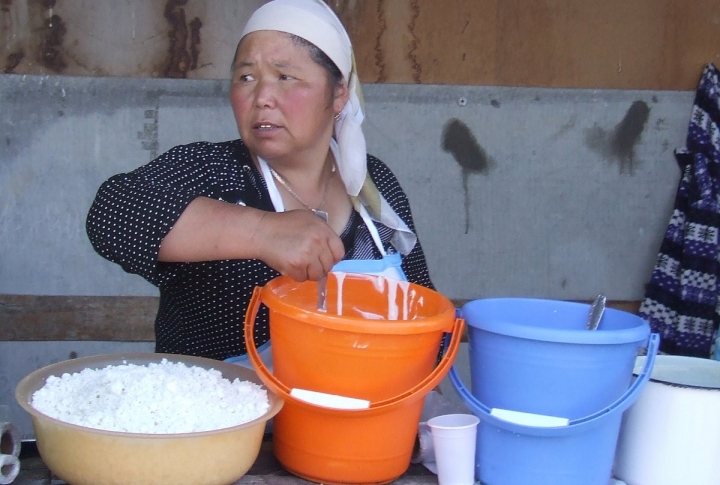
[639,63,720,357]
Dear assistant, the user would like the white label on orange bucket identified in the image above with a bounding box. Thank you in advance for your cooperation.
[290,388,371,410]
[490,408,569,428]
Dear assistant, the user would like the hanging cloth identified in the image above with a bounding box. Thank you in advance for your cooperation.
[638,63,720,357]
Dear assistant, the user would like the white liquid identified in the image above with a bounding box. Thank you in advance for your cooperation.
[356,310,385,320]
[329,272,422,321]
[334,271,346,316]
[400,281,411,320]
[387,278,398,320]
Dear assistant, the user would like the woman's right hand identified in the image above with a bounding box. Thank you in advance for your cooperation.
[253,209,346,282]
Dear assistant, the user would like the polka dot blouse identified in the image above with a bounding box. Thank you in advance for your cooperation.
[86,139,435,361]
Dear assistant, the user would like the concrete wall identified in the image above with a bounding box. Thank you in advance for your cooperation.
[1,74,689,301]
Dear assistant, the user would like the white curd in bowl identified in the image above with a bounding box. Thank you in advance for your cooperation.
[31,358,270,434]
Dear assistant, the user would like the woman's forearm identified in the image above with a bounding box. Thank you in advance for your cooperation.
[158,197,267,262]
[159,197,345,281]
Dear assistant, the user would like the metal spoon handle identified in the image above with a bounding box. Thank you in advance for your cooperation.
[587,294,606,331]
[317,276,327,312]
[315,210,329,312]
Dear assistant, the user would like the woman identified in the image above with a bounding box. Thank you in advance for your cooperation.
[86,0,435,362]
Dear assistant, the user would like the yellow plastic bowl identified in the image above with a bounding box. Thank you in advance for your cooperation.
[15,353,283,485]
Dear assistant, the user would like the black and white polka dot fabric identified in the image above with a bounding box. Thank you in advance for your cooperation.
[86,139,435,361]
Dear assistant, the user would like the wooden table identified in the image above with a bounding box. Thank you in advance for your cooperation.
[13,438,440,485]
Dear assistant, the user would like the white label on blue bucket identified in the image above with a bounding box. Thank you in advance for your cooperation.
[290,388,371,410]
[490,408,569,427]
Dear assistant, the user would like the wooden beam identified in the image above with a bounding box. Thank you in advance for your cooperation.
[0,295,642,343]
[0,295,157,342]
[340,0,720,91]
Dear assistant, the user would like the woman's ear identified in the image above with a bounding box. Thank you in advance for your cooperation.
[333,80,350,114]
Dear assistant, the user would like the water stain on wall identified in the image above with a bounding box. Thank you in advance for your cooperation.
[441,118,492,234]
[407,0,421,83]
[344,0,427,84]
[330,0,386,81]
[584,100,650,174]
[610,101,650,171]
[1,0,67,73]
[4,51,24,73]
[552,114,577,140]
[373,0,388,82]
[138,108,159,159]
[40,14,66,72]
[35,0,67,72]
[328,0,362,30]
[163,0,203,78]
[189,18,202,70]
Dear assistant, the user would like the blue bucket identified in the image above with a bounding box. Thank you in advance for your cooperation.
[450,298,659,485]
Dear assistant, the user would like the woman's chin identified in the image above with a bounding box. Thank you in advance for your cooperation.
[245,140,288,162]
[253,149,288,164]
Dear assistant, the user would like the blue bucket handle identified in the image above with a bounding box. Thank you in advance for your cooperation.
[449,333,660,437]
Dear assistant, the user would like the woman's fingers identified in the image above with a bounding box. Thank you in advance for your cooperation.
[258,210,345,281]
[318,242,338,274]
[328,231,346,264]
[305,261,325,282]
[299,233,344,281]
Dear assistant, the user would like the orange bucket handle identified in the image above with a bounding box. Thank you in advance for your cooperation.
[244,286,465,413]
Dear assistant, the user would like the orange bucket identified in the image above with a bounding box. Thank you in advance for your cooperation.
[244,273,464,484]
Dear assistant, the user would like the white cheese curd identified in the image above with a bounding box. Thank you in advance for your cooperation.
[31,359,270,434]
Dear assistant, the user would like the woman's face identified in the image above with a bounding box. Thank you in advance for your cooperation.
[230,31,348,165]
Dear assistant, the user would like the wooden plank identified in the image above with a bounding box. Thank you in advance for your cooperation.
[3,0,717,90]
[0,295,642,342]
[0,295,157,342]
[602,300,641,315]
[339,0,720,90]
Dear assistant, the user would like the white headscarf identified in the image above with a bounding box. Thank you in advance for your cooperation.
[240,0,417,255]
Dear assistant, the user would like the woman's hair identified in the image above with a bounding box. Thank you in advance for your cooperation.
[288,34,344,89]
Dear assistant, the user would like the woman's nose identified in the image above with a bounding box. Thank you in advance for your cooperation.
[254,79,276,108]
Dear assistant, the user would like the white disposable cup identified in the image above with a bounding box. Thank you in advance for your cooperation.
[427,413,479,485]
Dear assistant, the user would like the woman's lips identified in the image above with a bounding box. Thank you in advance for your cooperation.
[254,122,281,131]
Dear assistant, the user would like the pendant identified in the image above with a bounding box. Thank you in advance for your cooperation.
[313,210,329,222]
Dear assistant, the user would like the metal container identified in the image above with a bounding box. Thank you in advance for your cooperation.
[15,353,283,485]
[614,354,720,485]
